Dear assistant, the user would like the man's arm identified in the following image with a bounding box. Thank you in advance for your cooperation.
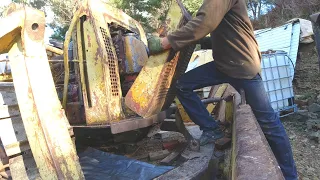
[164,0,235,51]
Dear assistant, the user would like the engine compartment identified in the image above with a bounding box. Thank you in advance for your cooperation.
[109,22,149,96]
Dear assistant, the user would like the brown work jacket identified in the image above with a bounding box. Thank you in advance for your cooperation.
[167,0,261,79]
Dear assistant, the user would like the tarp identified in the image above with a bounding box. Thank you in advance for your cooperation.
[79,148,173,180]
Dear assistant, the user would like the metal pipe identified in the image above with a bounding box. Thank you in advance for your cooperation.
[62,9,82,109]
[45,45,63,55]
[48,60,80,63]
[169,97,223,111]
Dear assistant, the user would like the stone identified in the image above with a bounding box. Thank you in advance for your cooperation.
[308,112,319,119]
[132,154,149,160]
[297,110,309,116]
[306,119,320,130]
[147,124,161,138]
[155,131,182,140]
[317,94,320,104]
[149,150,170,161]
[296,99,309,108]
[308,103,320,113]
[309,131,320,143]
[295,95,304,100]
[215,137,231,150]
[295,111,319,121]
[289,135,296,140]
[214,151,225,159]
[124,143,138,154]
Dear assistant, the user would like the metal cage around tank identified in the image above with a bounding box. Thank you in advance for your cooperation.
[261,51,297,116]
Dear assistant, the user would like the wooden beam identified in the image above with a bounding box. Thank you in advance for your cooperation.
[0,104,20,119]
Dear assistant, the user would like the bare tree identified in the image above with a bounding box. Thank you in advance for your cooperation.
[246,0,273,20]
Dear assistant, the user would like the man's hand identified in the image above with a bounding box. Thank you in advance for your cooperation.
[147,36,171,55]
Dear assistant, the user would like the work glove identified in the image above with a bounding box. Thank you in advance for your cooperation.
[147,35,165,55]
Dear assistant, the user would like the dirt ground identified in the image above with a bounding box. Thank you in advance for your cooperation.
[285,42,320,180]
[282,116,320,179]
[293,42,320,96]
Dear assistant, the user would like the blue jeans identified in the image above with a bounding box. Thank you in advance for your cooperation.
[176,61,297,180]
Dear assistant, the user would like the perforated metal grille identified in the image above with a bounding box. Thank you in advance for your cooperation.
[100,27,119,96]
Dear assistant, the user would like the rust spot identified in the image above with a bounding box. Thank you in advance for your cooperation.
[94,46,103,66]
[87,34,92,48]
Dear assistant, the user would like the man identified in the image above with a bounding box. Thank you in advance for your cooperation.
[148,0,297,179]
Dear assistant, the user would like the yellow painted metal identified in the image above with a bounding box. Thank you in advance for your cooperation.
[125,0,186,118]
[1,5,84,179]
[86,0,147,46]
[46,45,63,55]
[64,0,150,124]
[206,84,228,113]
[0,17,22,54]
[81,19,111,124]
[175,98,193,123]
[0,75,12,82]
[63,9,82,109]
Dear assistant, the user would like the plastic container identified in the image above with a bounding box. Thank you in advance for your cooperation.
[261,51,296,113]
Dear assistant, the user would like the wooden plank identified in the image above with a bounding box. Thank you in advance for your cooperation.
[9,151,41,180]
[0,140,9,178]
[160,144,186,165]
[0,104,20,119]
[0,116,73,157]
[0,116,30,156]
[0,83,15,92]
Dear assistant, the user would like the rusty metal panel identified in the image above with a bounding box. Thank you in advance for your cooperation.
[86,0,147,46]
[110,112,165,134]
[66,102,85,125]
[63,0,151,125]
[79,19,112,125]
[125,0,195,118]
[123,35,148,73]
[3,6,84,179]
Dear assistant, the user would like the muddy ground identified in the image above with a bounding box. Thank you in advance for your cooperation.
[286,42,320,180]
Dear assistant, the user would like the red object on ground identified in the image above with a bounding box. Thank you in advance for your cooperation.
[162,140,180,151]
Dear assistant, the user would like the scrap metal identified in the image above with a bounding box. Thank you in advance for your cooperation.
[125,0,196,118]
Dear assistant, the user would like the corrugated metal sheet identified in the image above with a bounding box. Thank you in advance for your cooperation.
[254,22,301,79]
[255,23,293,53]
